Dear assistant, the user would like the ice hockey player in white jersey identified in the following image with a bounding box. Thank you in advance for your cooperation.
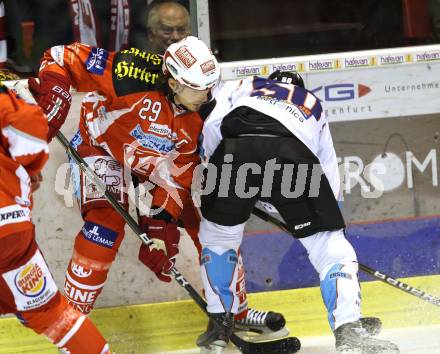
[195,70,400,354]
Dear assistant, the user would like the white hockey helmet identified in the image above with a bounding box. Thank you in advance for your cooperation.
[162,36,220,90]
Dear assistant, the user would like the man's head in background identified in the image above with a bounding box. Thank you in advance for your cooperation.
[147,1,191,54]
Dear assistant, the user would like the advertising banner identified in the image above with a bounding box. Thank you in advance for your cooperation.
[306,65,440,122]
[220,44,440,122]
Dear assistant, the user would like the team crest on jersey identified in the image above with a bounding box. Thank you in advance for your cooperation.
[81,155,125,206]
[85,47,108,75]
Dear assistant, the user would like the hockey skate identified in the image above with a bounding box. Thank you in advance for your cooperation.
[197,313,233,354]
[360,317,382,337]
[335,320,399,354]
[233,308,290,342]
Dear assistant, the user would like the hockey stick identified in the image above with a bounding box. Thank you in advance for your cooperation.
[251,206,440,308]
[11,82,300,354]
[55,132,301,354]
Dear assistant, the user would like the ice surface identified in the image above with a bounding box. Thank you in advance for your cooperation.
[169,325,440,354]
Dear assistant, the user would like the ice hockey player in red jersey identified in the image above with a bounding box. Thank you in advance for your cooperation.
[28,36,289,344]
[27,35,217,313]
[0,83,110,353]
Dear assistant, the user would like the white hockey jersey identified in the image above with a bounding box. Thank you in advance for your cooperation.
[201,76,341,199]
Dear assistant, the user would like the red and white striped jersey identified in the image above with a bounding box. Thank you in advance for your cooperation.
[0,84,49,237]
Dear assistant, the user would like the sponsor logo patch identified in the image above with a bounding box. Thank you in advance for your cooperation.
[119,48,162,65]
[130,124,175,153]
[329,271,352,280]
[65,284,98,305]
[112,50,162,96]
[71,262,93,278]
[175,46,196,68]
[148,122,176,139]
[2,250,58,311]
[113,61,159,83]
[64,278,100,314]
[85,47,109,75]
[81,221,118,249]
[15,263,46,297]
[294,221,311,230]
[200,59,216,74]
[0,205,30,227]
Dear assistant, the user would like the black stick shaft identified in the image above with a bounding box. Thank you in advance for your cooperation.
[252,207,440,308]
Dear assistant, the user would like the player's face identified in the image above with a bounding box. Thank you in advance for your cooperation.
[173,83,210,112]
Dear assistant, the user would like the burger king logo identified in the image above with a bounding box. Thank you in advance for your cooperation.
[14,263,47,297]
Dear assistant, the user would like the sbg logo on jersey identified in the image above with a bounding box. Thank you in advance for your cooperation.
[311,83,371,102]
[14,263,46,297]
[81,221,117,249]
[85,47,109,75]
